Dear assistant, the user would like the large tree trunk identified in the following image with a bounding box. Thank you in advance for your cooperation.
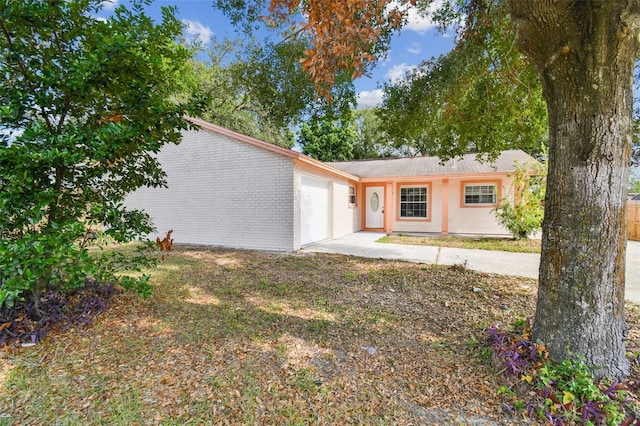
[509,1,640,379]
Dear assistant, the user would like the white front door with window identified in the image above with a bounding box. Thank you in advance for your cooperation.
[365,186,384,229]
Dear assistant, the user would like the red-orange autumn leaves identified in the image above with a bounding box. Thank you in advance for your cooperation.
[269,0,414,97]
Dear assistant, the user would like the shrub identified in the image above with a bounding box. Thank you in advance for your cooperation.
[0,0,198,310]
[494,161,546,240]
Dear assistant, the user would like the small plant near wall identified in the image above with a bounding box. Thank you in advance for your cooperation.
[156,230,174,261]
[485,320,639,425]
[494,161,546,240]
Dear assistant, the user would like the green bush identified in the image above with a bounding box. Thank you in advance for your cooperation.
[0,0,199,310]
[494,162,546,240]
[0,222,88,309]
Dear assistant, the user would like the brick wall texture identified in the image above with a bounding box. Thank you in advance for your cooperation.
[126,129,297,251]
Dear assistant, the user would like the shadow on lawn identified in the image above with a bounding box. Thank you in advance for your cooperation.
[0,246,543,425]
[146,253,369,351]
[142,247,539,378]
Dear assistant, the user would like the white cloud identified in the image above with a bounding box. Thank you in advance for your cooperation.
[387,0,449,35]
[386,63,416,84]
[404,8,438,34]
[408,43,421,54]
[182,19,214,45]
[357,89,384,109]
[99,0,119,12]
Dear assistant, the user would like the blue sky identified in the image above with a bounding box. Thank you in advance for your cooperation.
[98,0,456,108]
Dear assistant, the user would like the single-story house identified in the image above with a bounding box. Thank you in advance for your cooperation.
[125,117,540,251]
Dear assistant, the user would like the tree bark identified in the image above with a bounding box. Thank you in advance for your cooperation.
[509,0,640,379]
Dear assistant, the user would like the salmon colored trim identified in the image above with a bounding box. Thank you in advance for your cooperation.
[441,179,449,235]
[185,116,359,182]
[292,158,359,182]
[460,179,502,208]
[384,181,393,233]
[361,183,386,231]
[395,182,432,223]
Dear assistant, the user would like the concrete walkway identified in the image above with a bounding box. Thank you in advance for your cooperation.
[303,232,640,304]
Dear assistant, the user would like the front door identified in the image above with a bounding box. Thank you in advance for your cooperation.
[365,186,384,229]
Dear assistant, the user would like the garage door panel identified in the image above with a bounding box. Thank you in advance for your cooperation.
[301,176,329,245]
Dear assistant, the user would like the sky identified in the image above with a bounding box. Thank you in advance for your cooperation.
[97,0,456,109]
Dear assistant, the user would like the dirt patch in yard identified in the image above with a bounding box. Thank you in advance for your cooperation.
[1,248,638,425]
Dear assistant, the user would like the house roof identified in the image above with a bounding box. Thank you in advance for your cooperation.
[328,150,538,179]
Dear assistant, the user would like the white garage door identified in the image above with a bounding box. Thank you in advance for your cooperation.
[300,175,329,245]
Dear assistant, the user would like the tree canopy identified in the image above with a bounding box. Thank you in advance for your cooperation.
[202,2,360,145]
[181,35,356,148]
[352,108,398,159]
[378,0,548,160]
[180,38,296,147]
[298,116,356,162]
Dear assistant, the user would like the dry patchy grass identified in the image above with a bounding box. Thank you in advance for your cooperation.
[0,247,638,425]
[379,234,542,253]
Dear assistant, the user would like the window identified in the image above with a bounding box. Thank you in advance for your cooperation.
[400,186,427,218]
[349,184,357,206]
[464,184,497,205]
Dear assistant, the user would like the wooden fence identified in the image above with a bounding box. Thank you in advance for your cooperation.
[630,200,640,242]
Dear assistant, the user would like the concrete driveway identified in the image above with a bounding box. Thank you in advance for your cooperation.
[627,240,640,303]
[303,232,640,304]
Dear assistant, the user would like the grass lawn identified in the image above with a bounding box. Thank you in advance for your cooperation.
[1,247,638,425]
[378,234,542,253]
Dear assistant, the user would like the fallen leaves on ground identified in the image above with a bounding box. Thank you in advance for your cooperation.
[0,248,637,425]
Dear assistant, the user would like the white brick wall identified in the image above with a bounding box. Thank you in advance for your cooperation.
[126,129,296,251]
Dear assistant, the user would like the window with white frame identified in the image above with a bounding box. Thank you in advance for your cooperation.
[464,184,497,205]
[348,184,356,206]
[400,186,427,218]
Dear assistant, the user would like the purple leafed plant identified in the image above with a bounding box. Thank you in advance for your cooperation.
[580,400,606,424]
[485,321,640,426]
[0,279,119,347]
[484,324,543,376]
[544,410,565,426]
[602,380,631,403]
